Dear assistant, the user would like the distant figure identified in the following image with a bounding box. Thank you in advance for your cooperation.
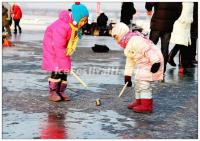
[120,2,136,26]
[2,33,13,47]
[3,2,12,26]
[11,3,22,34]
[2,3,11,36]
[90,21,99,36]
[97,12,108,28]
[190,2,198,64]
[145,2,182,72]
[97,12,109,36]
[108,19,115,36]
[82,22,91,35]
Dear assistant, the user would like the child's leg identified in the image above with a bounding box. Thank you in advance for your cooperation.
[60,72,67,81]
[48,72,62,102]
[57,72,70,101]
[133,81,153,113]
[128,80,141,109]
[51,71,60,79]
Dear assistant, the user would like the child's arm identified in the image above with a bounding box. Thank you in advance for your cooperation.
[124,57,135,87]
[124,57,135,77]
[129,36,160,65]
[144,47,160,65]
[128,36,161,73]
[144,47,161,73]
[124,38,137,77]
[52,28,68,49]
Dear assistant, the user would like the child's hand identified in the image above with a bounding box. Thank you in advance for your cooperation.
[124,75,132,87]
[151,62,160,73]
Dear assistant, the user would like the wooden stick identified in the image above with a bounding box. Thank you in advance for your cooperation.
[118,82,128,97]
[71,70,88,89]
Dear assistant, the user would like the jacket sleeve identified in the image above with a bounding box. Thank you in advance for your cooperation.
[126,36,160,65]
[52,28,67,49]
[124,38,136,76]
[124,57,135,76]
[138,37,160,65]
[144,47,160,65]
[51,26,70,62]
[145,2,156,11]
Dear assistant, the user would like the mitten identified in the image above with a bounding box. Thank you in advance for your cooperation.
[151,62,160,73]
[124,75,132,87]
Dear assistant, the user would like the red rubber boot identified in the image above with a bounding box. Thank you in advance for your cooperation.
[133,99,153,113]
[128,99,141,109]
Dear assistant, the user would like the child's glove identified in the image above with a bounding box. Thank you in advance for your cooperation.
[124,75,132,87]
[151,62,160,73]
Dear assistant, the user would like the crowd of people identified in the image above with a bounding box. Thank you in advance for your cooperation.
[83,2,198,75]
[146,2,198,74]
[2,2,22,35]
[111,2,198,113]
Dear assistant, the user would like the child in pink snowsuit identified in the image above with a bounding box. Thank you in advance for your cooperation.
[112,22,164,113]
[42,2,89,102]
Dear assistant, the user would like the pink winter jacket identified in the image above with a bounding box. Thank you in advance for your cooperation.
[42,10,73,72]
[124,35,164,81]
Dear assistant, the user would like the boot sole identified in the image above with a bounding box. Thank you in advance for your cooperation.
[49,97,62,102]
[128,106,138,109]
[133,110,153,114]
[59,94,70,101]
[60,96,70,101]
[49,100,62,102]
[63,98,71,101]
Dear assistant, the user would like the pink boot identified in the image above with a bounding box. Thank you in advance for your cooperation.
[59,81,70,101]
[48,78,62,102]
[133,99,153,113]
[128,99,141,109]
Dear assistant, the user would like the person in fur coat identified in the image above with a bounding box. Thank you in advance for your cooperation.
[42,2,89,102]
[112,22,164,113]
[170,2,194,73]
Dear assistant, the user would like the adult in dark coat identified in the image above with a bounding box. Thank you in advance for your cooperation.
[145,2,182,72]
[190,2,198,64]
[120,2,136,26]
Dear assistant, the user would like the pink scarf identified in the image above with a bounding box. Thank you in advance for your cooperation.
[118,31,149,48]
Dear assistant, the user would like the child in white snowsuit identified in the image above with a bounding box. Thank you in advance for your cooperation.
[112,22,164,113]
